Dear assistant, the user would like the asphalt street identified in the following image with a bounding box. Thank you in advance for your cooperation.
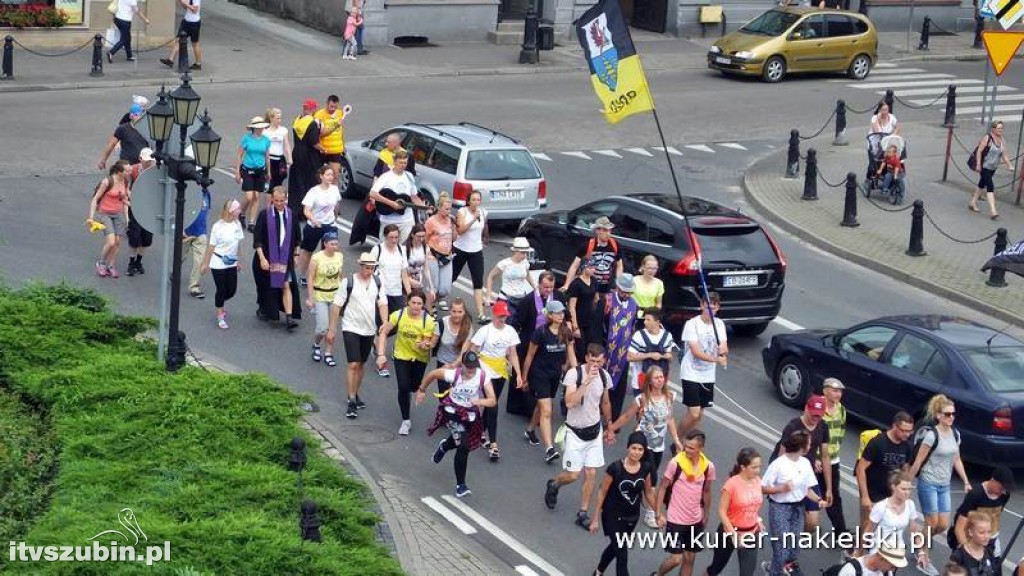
[2,58,1023,574]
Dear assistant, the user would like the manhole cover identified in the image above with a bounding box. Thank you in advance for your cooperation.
[336,424,397,445]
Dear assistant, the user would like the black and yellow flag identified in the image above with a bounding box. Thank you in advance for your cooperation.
[575,0,655,124]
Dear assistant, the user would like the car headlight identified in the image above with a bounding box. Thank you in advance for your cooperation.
[734,51,755,60]
[710,45,722,54]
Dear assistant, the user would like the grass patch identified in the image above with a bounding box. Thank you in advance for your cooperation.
[0,283,402,575]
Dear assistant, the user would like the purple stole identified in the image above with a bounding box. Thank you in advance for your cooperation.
[534,290,547,331]
[605,293,637,386]
[266,206,293,288]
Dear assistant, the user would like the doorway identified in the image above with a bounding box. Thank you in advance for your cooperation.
[630,0,668,32]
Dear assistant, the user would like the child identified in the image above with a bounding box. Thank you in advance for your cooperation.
[876,144,906,203]
[627,307,676,396]
[343,8,363,60]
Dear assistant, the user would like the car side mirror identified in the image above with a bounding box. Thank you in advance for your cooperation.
[790,31,803,40]
[362,141,370,148]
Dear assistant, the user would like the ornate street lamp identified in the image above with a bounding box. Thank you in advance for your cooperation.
[146,86,175,150]
[189,110,221,171]
[168,73,200,128]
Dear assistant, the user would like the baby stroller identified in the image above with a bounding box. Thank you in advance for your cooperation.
[863,132,907,205]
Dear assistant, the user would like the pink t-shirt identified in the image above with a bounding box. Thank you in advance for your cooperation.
[722,474,763,531]
[663,457,716,525]
[425,215,453,255]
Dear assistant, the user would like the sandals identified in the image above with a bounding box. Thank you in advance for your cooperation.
[488,444,501,462]
[324,354,337,367]
[311,345,322,362]
[968,204,980,213]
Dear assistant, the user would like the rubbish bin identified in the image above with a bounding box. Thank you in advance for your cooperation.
[538,24,554,51]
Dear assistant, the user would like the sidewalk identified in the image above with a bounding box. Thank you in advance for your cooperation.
[744,121,1024,326]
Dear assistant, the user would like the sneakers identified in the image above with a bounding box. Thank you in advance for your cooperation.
[575,510,591,530]
[217,311,229,330]
[438,300,449,312]
[398,420,412,436]
[432,440,447,464]
[544,447,560,463]
[160,57,173,68]
[644,509,657,529]
[95,260,109,277]
[346,400,358,419]
[190,288,205,299]
[354,396,367,410]
[126,258,138,276]
[488,443,500,462]
[378,367,391,378]
[135,259,145,274]
[107,267,120,279]
[544,479,559,509]
[455,484,472,498]
[917,560,940,576]
[524,429,540,446]
[105,51,112,63]
[189,63,201,70]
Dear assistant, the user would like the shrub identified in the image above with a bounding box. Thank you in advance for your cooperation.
[0,4,69,28]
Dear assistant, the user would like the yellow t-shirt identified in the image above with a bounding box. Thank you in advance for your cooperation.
[314,109,346,155]
[389,309,438,363]
[311,251,343,303]
[633,276,665,312]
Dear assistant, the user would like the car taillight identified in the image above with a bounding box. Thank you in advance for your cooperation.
[538,179,547,201]
[765,229,787,272]
[993,407,1013,435]
[673,252,700,276]
[453,180,473,203]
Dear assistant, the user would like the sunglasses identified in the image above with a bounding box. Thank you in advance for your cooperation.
[942,411,956,417]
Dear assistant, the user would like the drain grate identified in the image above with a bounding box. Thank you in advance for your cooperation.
[393,35,435,48]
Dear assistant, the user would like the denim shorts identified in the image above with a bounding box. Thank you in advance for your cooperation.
[917,480,951,515]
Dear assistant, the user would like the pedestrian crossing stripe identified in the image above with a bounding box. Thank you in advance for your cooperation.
[624,147,653,156]
[718,142,748,150]
[560,151,591,160]
[685,144,715,153]
[652,146,683,156]
[592,149,622,158]
[531,153,552,162]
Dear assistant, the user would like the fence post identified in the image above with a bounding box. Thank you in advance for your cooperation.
[176,30,189,73]
[834,100,848,146]
[944,85,956,127]
[90,34,104,77]
[918,16,931,50]
[942,124,954,182]
[986,228,1009,287]
[841,172,860,227]
[786,129,800,178]
[802,148,819,201]
[884,89,895,115]
[2,36,12,80]
[906,199,927,256]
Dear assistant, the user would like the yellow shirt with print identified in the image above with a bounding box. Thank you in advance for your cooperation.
[314,108,346,155]
[389,309,437,364]
[311,252,344,303]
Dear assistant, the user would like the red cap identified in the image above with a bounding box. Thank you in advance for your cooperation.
[492,300,511,317]
[303,99,319,111]
[805,395,826,417]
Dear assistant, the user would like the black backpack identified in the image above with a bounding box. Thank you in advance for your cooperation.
[559,366,611,418]
[821,559,862,576]
[638,329,672,375]
[910,424,960,476]
[967,135,992,172]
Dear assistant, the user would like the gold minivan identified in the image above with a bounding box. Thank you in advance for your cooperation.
[708,7,877,83]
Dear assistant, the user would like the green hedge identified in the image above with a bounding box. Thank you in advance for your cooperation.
[0,283,402,575]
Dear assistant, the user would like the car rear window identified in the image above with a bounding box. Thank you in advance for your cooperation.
[963,346,1024,392]
[465,150,542,181]
[693,226,778,266]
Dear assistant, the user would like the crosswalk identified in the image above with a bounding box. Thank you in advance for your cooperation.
[529,141,759,163]
[839,61,1022,121]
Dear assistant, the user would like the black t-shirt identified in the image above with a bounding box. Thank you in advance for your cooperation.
[114,123,149,164]
[602,459,653,523]
[861,433,913,502]
[529,327,568,378]
[949,545,998,576]
[948,485,1010,549]
[567,277,600,329]
[780,417,828,470]
[576,241,620,293]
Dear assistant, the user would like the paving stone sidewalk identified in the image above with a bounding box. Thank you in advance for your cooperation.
[744,121,1024,325]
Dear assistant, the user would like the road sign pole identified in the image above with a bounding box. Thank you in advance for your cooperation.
[1015,105,1024,204]
[156,167,174,361]
[989,73,1000,124]
[906,0,916,53]
[981,58,991,125]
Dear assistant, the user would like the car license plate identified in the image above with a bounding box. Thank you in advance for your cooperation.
[490,189,524,201]
[714,56,730,64]
[723,274,758,287]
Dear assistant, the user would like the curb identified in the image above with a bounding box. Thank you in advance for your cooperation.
[742,147,1024,328]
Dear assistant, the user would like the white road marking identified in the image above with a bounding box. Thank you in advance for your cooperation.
[685,144,715,153]
[516,567,540,576]
[772,316,804,331]
[214,167,234,178]
[652,146,684,156]
[441,495,566,576]
[531,153,553,162]
[886,85,1017,97]
[874,62,897,68]
[718,142,748,151]
[420,496,478,535]
[560,151,592,160]
[837,72,954,83]
[624,147,654,157]
[864,67,927,74]
[592,149,623,158]
[958,103,1024,115]
[921,93,1024,105]
[854,78,983,89]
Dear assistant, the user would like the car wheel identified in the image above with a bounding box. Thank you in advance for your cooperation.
[774,356,809,408]
[761,56,786,83]
[732,322,769,337]
[847,53,872,80]
[338,158,355,199]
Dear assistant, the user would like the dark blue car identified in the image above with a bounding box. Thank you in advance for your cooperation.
[761,315,1024,467]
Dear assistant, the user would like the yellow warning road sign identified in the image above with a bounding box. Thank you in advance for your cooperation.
[983,30,1024,76]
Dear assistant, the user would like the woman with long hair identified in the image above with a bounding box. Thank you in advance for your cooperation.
[589,432,656,576]
[704,448,763,576]
[375,288,439,436]
[373,224,411,315]
[435,297,474,393]
[451,189,488,319]
[425,192,455,312]
[522,300,577,464]
[264,107,292,191]
[864,472,931,572]
[761,429,825,576]
[200,199,245,329]
[87,161,130,278]
[297,164,341,278]
[485,236,536,322]
[404,223,432,309]
[969,120,1016,220]
[949,512,998,576]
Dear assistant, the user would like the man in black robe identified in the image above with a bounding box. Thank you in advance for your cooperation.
[288,99,322,220]
[252,187,302,328]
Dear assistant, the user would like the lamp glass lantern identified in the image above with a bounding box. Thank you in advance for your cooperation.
[189,110,222,170]
[146,86,175,145]
[169,74,201,128]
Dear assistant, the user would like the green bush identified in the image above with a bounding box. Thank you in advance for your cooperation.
[0,284,402,575]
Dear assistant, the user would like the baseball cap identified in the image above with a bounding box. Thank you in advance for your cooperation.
[544,300,566,315]
[462,351,481,369]
[129,103,144,117]
[805,394,826,417]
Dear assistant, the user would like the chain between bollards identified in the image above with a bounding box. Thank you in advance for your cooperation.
[90,33,103,77]
[834,100,848,146]
[906,199,927,256]
[802,148,818,201]
[841,172,860,227]
[986,228,1009,287]
[918,16,931,50]
[786,129,800,178]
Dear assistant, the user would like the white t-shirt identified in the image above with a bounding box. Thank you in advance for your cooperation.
[207,220,244,269]
[871,113,898,135]
[495,256,531,298]
[371,170,417,226]
[302,185,341,226]
[680,316,727,383]
[471,323,520,379]
[116,0,137,21]
[628,328,676,390]
[265,125,287,157]
[869,498,920,553]
[373,244,407,297]
[453,207,487,253]
[333,275,386,337]
[407,244,427,286]
[563,367,612,429]
[761,454,818,503]
[443,368,485,409]
[183,0,201,23]
[838,558,886,576]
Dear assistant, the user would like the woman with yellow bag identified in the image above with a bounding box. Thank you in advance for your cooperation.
[466,300,523,462]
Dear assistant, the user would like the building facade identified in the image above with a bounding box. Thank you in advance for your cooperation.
[4,0,179,48]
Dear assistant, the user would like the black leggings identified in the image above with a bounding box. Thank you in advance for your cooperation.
[451,249,485,289]
[706,524,759,576]
[609,372,629,422]
[598,515,637,575]
[394,358,427,420]
[211,267,238,308]
[269,156,288,189]
[110,18,133,58]
[645,450,664,487]
[440,436,471,485]
[978,167,996,192]
[483,377,506,442]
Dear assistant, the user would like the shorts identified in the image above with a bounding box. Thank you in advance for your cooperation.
[321,153,345,165]
[681,379,715,408]
[96,212,126,237]
[529,372,559,400]
[300,223,337,253]
[804,484,822,512]
[126,210,152,247]
[562,426,605,472]
[240,166,267,192]
[978,168,996,193]
[342,331,374,364]
[177,19,201,43]
[917,480,952,515]
[665,522,705,554]
[313,301,332,335]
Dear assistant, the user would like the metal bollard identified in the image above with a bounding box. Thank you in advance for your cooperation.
[786,129,800,178]
[2,36,12,80]
[974,13,984,49]
[906,199,927,257]
[834,100,848,146]
[176,30,189,73]
[942,124,954,181]
[90,33,103,77]
[986,228,1009,287]
[884,89,895,115]
[918,16,931,51]
[944,84,956,127]
[841,172,860,227]
[802,148,818,201]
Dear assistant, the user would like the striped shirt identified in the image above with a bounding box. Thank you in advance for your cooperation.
[823,402,847,464]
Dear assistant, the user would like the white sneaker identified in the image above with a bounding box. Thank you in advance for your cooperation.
[644,509,657,529]
[398,420,412,436]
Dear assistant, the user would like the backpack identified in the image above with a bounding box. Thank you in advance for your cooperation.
[663,453,709,507]
[584,237,619,260]
[856,429,882,461]
[821,559,862,576]
[559,365,611,418]
[337,274,383,327]
[447,366,486,405]
[638,329,672,375]
[910,424,960,476]
[967,135,992,172]
[387,306,429,338]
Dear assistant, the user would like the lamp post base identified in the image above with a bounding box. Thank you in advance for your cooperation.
[166,330,187,372]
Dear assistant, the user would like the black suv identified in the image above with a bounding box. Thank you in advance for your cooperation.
[517,193,787,337]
